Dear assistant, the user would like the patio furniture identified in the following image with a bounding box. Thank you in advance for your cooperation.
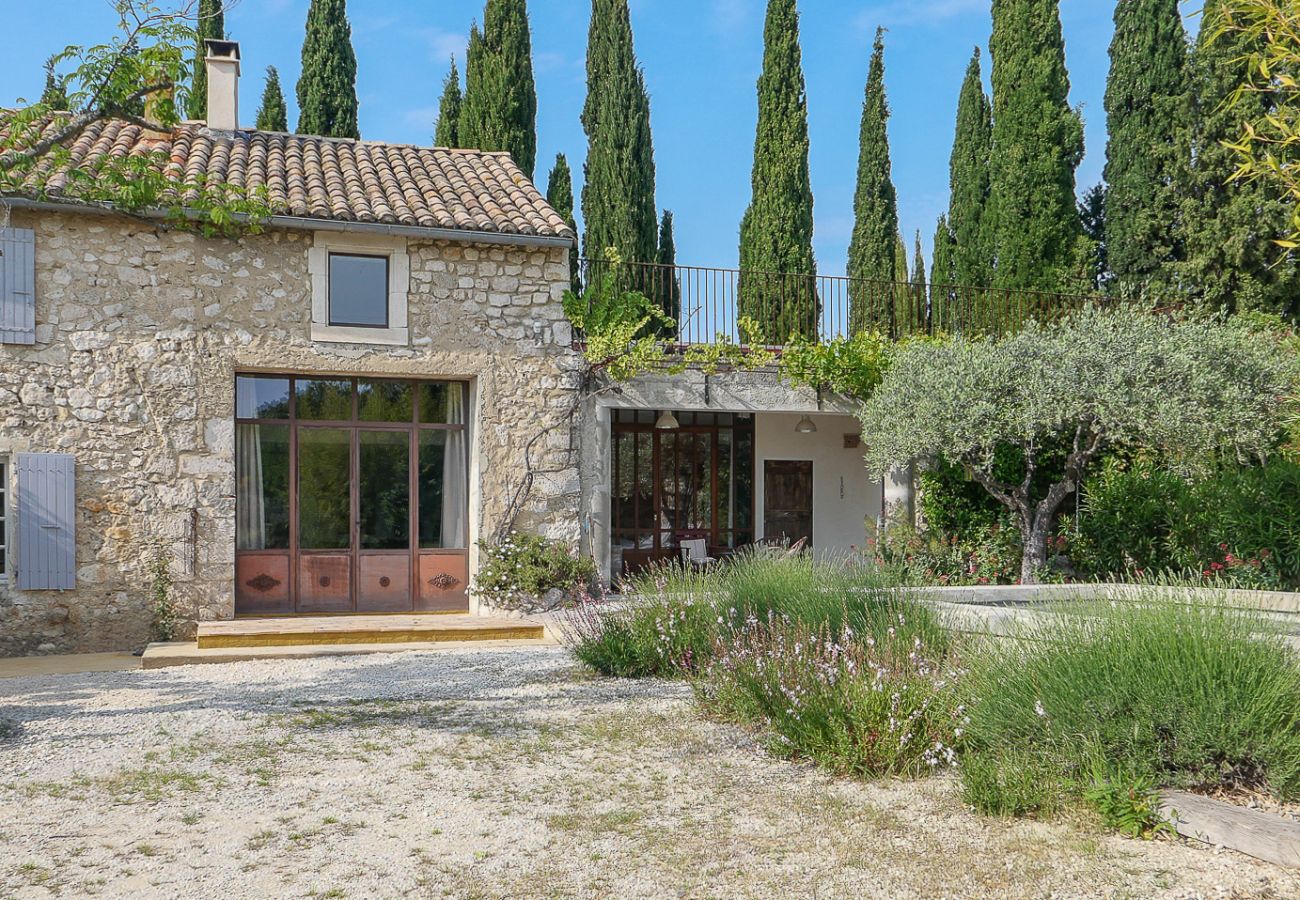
[680,538,717,570]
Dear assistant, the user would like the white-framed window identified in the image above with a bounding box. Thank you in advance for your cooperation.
[308,232,410,345]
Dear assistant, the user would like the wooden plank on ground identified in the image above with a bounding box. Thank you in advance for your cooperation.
[1159,790,1300,868]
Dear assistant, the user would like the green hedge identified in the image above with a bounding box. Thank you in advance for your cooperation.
[1072,457,1300,590]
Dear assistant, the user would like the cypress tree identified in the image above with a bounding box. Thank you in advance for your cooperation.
[545,153,581,294]
[911,231,928,332]
[581,0,657,266]
[847,27,898,335]
[434,59,462,147]
[255,66,288,132]
[655,210,682,329]
[1078,182,1107,290]
[296,0,360,139]
[987,0,1084,292]
[40,56,69,109]
[892,233,912,332]
[1179,2,1300,318]
[1103,0,1186,287]
[738,0,817,341]
[187,0,225,120]
[948,47,993,287]
[931,215,956,329]
[459,0,537,176]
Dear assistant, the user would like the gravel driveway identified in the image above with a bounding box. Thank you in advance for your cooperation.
[1,646,1296,899]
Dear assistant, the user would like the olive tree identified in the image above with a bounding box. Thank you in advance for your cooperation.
[861,306,1296,583]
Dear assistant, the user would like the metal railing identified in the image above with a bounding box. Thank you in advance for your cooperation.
[577,258,1103,346]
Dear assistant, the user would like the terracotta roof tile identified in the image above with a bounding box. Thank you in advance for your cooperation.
[3,116,574,241]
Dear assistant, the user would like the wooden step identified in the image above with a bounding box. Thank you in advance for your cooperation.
[196,614,545,649]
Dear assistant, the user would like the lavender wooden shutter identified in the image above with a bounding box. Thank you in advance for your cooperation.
[0,227,36,344]
[16,453,76,590]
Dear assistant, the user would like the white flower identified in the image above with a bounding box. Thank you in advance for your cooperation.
[1034,699,1048,719]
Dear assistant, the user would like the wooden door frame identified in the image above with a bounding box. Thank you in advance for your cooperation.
[234,374,470,616]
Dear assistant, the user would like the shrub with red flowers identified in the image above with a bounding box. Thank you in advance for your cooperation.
[872,515,1026,586]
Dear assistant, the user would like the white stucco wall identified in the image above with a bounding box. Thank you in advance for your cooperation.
[754,413,881,555]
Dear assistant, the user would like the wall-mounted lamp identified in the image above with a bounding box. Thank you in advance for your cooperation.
[795,415,817,434]
[654,410,680,430]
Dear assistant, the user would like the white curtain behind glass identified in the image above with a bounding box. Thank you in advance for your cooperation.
[235,424,266,550]
[441,386,467,547]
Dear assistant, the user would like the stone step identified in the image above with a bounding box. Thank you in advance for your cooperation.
[141,636,556,669]
[195,613,546,649]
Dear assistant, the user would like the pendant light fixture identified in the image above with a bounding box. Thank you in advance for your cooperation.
[654,409,680,430]
[795,414,817,434]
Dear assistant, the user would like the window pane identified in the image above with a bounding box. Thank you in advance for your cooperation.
[614,431,635,530]
[329,254,389,327]
[419,382,465,424]
[358,379,413,422]
[718,429,733,532]
[359,430,410,550]
[735,427,754,531]
[298,428,352,549]
[419,430,467,548]
[236,425,290,549]
[635,432,654,532]
[295,379,352,420]
[235,376,290,419]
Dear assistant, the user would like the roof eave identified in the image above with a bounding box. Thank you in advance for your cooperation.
[0,196,577,250]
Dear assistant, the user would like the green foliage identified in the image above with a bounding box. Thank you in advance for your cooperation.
[296,0,359,139]
[779,330,894,401]
[148,550,179,643]
[433,58,462,147]
[581,0,657,265]
[873,515,1023,586]
[960,593,1300,816]
[40,57,70,110]
[471,532,597,611]
[1077,182,1108,290]
[862,306,1297,581]
[254,66,288,132]
[654,210,681,327]
[460,0,537,177]
[561,553,949,679]
[1181,2,1300,319]
[948,47,994,289]
[186,0,224,121]
[847,27,898,334]
[697,617,962,780]
[545,153,580,293]
[738,0,818,341]
[562,250,675,381]
[1073,456,1300,589]
[987,0,1084,292]
[930,215,956,327]
[1083,763,1173,838]
[1103,0,1187,287]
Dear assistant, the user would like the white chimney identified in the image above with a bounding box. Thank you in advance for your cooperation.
[204,39,241,130]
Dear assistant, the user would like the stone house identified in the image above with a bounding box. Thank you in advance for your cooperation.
[0,42,898,656]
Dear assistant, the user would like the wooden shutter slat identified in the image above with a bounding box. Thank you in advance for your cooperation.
[16,453,76,590]
[0,227,36,345]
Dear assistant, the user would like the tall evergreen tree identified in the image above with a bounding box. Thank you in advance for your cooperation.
[655,210,682,329]
[847,27,898,334]
[581,0,657,267]
[910,231,928,332]
[40,56,69,109]
[1103,0,1186,287]
[931,215,956,329]
[434,59,462,147]
[255,66,288,132]
[948,47,993,287]
[1179,2,1300,318]
[892,232,912,332]
[738,0,817,341]
[460,0,537,176]
[296,0,359,139]
[545,153,581,294]
[187,0,225,120]
[1078,182,1108,291]
[987,0,1084,292]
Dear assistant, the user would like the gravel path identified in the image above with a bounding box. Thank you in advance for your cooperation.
[1,646,1297,899]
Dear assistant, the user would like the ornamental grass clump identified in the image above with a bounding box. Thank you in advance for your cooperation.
[960,590,1300,819]
[696,614,964,779]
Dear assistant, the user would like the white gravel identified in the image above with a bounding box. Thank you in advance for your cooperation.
[1,646,1296,899]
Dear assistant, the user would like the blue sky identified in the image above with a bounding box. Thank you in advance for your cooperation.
[1,1,1202,275]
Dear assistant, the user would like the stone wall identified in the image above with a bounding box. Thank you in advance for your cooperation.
[0,209,582,655]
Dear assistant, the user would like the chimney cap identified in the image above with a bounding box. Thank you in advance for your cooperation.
[204,39,240,62]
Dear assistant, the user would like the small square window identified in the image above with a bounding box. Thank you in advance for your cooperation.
[328,254,389,327]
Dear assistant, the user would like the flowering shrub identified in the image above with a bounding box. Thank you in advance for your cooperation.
[471,533,597,612]
[697,616,965,779]
[872,516,1024,585]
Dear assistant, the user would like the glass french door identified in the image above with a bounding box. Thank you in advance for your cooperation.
[235,375,468,615]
